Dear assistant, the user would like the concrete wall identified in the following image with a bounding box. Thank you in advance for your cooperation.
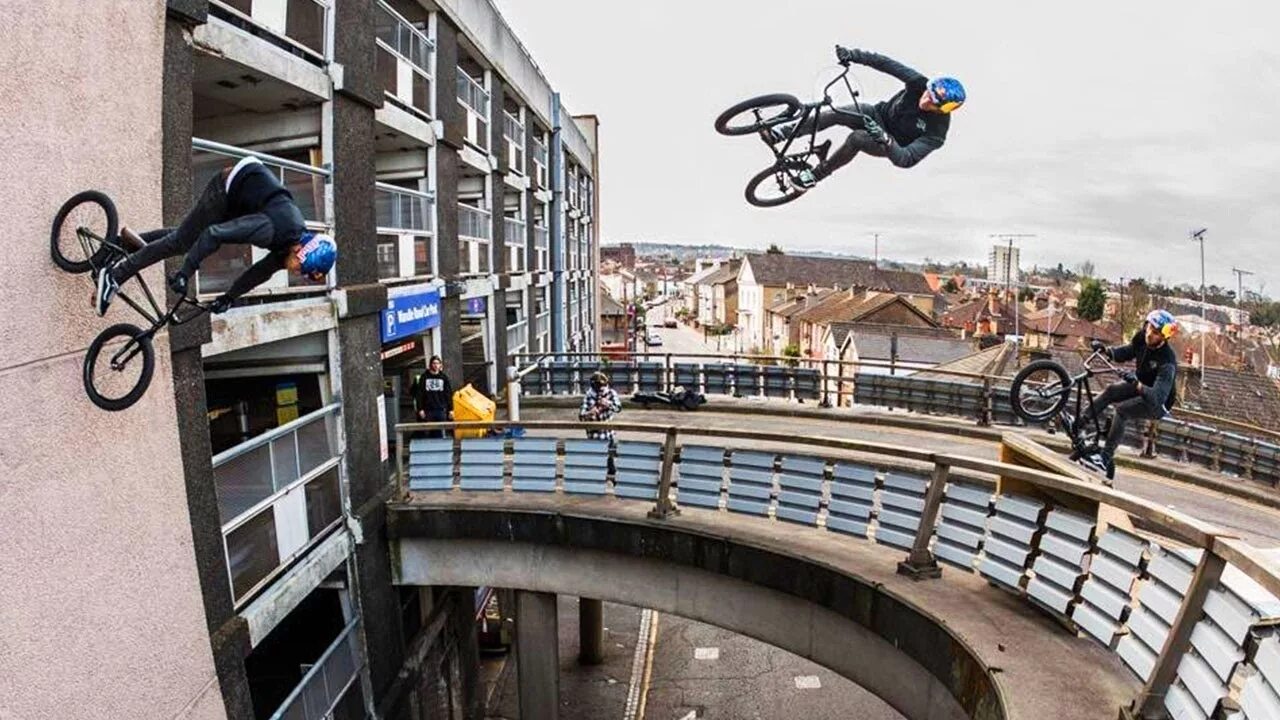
[0,2,226,718]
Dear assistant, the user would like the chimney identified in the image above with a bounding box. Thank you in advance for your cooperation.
[988,291,998,316]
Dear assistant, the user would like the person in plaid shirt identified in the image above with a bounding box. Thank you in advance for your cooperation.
[579,372,621,442]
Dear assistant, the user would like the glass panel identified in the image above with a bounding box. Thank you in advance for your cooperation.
[375,188,396,228]
[412,71,430,115]
[285,0,326,56]
[305,467,342,535]
[377,236,400,279]
[270,434,300,490]
[282,169,323,222]
[413,236,433,276]
[331,681,366,720]
[226,509,278,600]
[477,243,490,274]
[296,411,335,472]
[378,46,397,97]
[196,244,254,296]
[214,443,274,523]
[375,5,397,47]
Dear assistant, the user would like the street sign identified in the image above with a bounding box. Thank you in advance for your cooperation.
[381,286,441,343]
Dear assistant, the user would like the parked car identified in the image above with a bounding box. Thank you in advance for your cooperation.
[647,333,663,346]
[663,319,678,328]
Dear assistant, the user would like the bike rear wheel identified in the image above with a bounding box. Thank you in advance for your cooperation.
[714,93,802,136]
[745,165,807,208]
[51,190,119,274]
[83,323,155,412]
[1010,359,1073,423]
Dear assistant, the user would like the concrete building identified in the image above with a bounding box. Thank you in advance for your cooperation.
[988,243,1021,287]
[3,1,597,717]
[600,242,636,269]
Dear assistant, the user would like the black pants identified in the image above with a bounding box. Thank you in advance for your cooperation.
[423,408,450,439]
[111,171,229,283]
[784,104,888,179]
[1083,381,1165,456]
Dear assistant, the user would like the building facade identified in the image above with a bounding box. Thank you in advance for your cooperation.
[987,243,1021,286]
[4,1,599,718]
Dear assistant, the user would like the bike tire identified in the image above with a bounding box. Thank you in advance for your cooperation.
[744,165,806,208]
[51,190,119,274]
[1009,359,1072,423]
[83,323,155,412]
[714,93,802,136]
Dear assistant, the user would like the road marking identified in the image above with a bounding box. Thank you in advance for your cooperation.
[794,675,822,689]
[693,647,719,660]
[676,712,698,720]
[623,609,659,720]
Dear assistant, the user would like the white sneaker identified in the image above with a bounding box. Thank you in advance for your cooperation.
[95,261,120,316]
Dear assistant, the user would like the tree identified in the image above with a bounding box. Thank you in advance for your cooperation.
[766,243,784,254]
[1076,260,1096,279]
[1077,277,1106,321]
[1018,286,1036,302]
[942,278,960,293]
[782,343,802,368]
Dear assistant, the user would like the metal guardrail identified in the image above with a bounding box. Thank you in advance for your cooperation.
[503,217,526,247]
[458,204,491,240]
[507,321,528,354]
[268,617,364,720]
[393,419,1280,719]
[512,351,1280,487]
[214,404,344,606]
[376,183,434,234]
[456,69,490,116]
[376,1,433,73]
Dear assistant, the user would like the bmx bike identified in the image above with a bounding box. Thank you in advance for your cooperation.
[714,48,870,207]
[1008,349,1129,476]
[51,190,212,412]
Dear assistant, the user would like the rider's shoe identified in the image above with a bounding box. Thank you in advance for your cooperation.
[1102,452,1116,481]
[1060,412,1076,438]
[791,168,817,190]
[764,125,788,145]
[95,261,120,316]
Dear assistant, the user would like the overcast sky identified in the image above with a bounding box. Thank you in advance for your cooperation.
[494,0,1280,295]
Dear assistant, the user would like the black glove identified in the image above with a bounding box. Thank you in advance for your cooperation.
[863,118,890,145]
[1121,371,1137,384]
[168,271,188,296]
[835,45,862,65]
[1090,339,1108,355]
[209,295,232,314]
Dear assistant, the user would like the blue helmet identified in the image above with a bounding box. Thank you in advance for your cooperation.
[1145,309,1179,339]
[928,77,966,113]
[298,232,337,277]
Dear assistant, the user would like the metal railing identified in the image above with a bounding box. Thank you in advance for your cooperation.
[269,617,364,720]
[536,311,550,339]
[533,224,549,250]
[393,419,1280,719]
[211,0,329,61]
[376,183,434,234]
[503,217,526,247]
[191,139,331,296]
[502,111,525,147]
[375,1,433,118]
[507,321,528,354]
[214,404,343,606]
[511,350,1280,485]
[456,69,490,116]
[458,204,491,240]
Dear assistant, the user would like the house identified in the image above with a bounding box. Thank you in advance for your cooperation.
[1021,311,1123,351]
[824,324,973,406]
[600,268,640,305]
[1178,367,1280,431]
[941,291,1031,339]
[599,289,629,346]
[697,261,741,327]
[793,291,939,359]
[736,253,933,350]
[762,289,837,353]
[680,262,724,321]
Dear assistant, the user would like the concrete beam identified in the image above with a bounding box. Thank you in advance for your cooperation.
[241,530,351,647]
[578,598,604,666]
[516,591,560,720]
[193,17,330,100]
[374,103,436,149]
[193,109,321,153]
[204,296,335,357]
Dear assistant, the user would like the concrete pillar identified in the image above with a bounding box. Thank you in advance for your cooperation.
[577,598,604,666]
[448,587,484,720]
[516,591,561,720]
[161,4,255,717]
[434,18,465,384]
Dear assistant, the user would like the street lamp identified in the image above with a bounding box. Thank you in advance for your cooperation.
[1190,228,1207,388]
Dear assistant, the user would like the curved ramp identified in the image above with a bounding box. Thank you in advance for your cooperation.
[390,494,1136,720]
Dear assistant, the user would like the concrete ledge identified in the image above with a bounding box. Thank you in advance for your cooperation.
[390,493,1138,720]
[193,17,331,101]
[206,296,334,357]
[523,396,1280,511]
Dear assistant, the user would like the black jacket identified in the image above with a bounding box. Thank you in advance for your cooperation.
[1109,331,1178,411]
[413,371,454,414]
[852,51,950,168]
[181,159,308,300]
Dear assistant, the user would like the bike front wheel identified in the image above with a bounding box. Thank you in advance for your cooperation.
[745,165,807,208]
[51,190,119,274]
[1010,359,1072,423]
[83,323,155,412]
[714,93,802,136]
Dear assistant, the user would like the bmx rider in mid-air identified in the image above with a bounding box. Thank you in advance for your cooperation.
[775,45,965,187]
[94,155,337,316]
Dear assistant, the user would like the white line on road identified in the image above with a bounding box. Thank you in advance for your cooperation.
[693,647,720,660]
[676,712,697,720]
[794,675,822,689]
[623,609,659,720]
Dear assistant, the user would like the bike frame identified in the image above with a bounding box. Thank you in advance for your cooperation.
[760,63,867,179]
[76,227,209,371]
[1057,350,1124,453]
